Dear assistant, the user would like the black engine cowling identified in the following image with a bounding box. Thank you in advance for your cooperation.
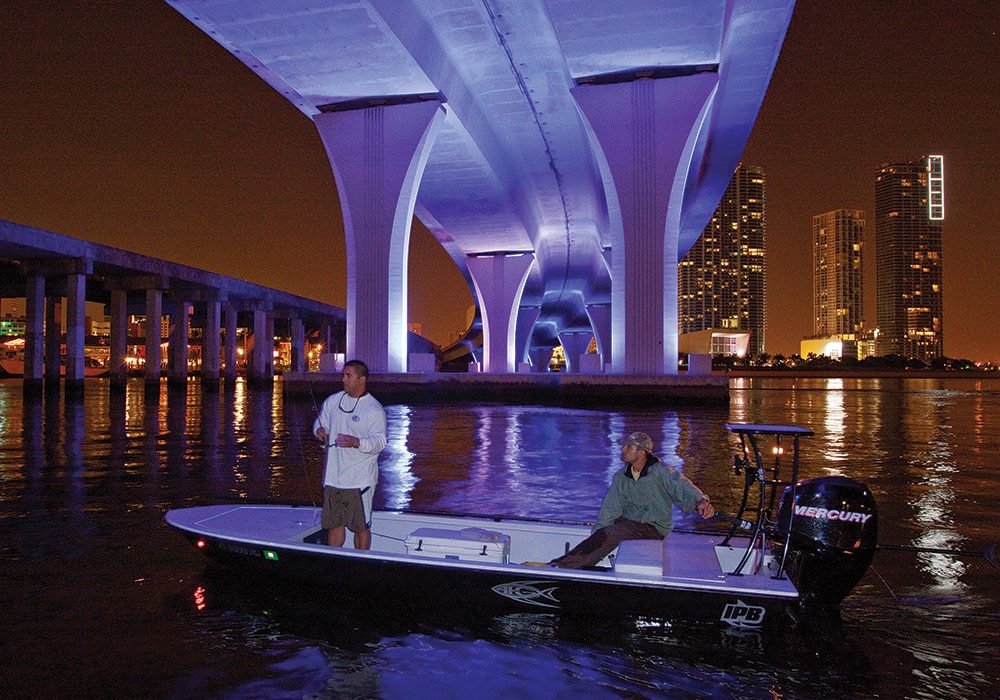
[769,476,878,607]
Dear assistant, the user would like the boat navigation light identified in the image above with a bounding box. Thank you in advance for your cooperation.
[196,539,207,549]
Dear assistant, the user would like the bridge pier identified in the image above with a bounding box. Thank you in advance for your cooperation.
[22,272,45,393]
[573,72,718,375]
[109,288,128,391]
[222,302,238,389]
[201,298,221,388]
[467,253,535,373]
[313,98,445,373]
[557,331,593,374]
[167,297,190,390]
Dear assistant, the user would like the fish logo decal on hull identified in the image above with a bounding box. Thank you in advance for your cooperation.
[492,580,561,608]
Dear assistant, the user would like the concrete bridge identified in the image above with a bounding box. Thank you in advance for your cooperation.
[0,219,345,392]
[165,0,794,375]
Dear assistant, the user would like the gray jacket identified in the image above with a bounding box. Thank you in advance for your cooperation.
[594,456,709,536]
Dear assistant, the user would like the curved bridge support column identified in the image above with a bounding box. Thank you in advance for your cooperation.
[314,99,445,372]
[467,253,534,373]
[574,73,717,375]
[528,347,554,373]
[515,306,541,370]
[586,303,612,372]
[558,331,593,374]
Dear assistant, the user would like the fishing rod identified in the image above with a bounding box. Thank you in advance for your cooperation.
[710,513,996,568]
[682,516,998,569]
[877,542,996,568]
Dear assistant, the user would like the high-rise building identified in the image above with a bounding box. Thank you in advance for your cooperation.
[679,164,766,356]
[813,209,865,338]
[874,155,944,360]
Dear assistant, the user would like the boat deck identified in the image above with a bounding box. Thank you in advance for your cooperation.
[166,504,799,599]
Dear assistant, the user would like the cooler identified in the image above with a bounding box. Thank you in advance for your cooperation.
[404,526,511,563]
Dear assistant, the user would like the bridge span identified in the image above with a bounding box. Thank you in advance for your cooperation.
[164,0,795,375]
[1,219,345,391]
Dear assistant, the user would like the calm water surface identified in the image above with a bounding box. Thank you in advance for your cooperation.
[1,376,998,699]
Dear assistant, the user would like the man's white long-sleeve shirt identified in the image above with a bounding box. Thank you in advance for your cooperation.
[313,391,386,489]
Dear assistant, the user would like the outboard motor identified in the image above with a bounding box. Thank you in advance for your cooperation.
[769,476,878,607]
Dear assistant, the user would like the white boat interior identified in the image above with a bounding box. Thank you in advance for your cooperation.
[167,504,800,600]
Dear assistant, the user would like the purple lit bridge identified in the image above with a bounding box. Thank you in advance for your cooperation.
[166,0,794,375]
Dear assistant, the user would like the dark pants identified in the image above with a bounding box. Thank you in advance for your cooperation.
[550,517,663,569]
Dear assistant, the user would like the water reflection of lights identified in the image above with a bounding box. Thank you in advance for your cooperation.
[912,431,964,590]
[726,378,754,427]
[658,413,683,469]
[914,478,967,590]
[822,378,847,466]
[193,585,206,611]
[914,528,968,590]
[473,406,547,491]
[379,405,416,510]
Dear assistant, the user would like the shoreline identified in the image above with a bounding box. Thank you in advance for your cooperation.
[726,369,1000,380]
[284,367,1000,407]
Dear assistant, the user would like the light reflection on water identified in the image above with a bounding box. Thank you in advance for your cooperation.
[1,376,999,699]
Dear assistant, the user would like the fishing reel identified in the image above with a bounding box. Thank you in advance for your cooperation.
[733,454,765,488]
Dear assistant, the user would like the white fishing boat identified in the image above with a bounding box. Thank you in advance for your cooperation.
[166,424,879,629]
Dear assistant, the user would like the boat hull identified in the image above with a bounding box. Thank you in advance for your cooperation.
[167,504,803,629]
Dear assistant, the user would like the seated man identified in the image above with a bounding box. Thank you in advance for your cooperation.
[550,432,715,568]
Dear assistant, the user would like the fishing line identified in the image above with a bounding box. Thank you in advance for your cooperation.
[878,542,997,567]
[304,367,321,416]
[868,562,900,602]
[289,396,318,508]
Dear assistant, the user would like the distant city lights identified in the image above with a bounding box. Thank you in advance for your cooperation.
[927,155,945,220]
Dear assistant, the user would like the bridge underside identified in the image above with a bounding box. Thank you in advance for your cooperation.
[165,0,794,374]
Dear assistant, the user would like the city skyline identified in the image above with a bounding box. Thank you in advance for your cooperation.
[740,2,997,362]
[1,3,998,360]
[679,165,766,357]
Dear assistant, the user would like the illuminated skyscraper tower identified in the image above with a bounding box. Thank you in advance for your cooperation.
[874,155,944,360]
[679,165,766,356]
[813,210,865,338]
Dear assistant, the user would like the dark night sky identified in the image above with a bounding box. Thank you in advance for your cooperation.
[2,2,998,359]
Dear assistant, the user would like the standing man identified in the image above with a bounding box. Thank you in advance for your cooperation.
[550,432,715,568]
[313,359,386,549]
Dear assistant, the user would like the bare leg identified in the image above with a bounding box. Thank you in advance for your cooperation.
[328,526,346,547]
[354,528,371,550]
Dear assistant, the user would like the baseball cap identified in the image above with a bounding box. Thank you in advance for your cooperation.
[619,432,653,452]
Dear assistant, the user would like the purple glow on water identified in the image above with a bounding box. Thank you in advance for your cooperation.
[1,377,998,698]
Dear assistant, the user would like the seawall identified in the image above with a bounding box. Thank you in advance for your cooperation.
[283,371,729,407]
